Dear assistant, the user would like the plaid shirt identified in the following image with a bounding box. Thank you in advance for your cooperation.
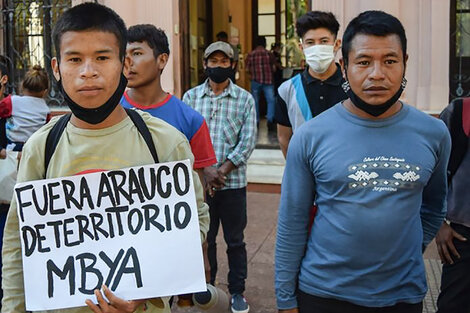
[246,47,275,84]
[183,79,257,189]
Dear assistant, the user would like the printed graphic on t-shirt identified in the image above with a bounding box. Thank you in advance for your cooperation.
[347,156,421,192]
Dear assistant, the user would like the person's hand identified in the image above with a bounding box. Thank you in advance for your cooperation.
[0,148,6,159]
[203,167,226,197]
[436,222,467,264]
[85,285,146,313]
[279,309,299,313]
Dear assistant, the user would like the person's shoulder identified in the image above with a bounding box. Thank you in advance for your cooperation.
[137,110,187,141]
[405,104,448,135]
[296,104,340,134]
[23,115,64,149]
[183,84,204,100]
[172,96,205,122]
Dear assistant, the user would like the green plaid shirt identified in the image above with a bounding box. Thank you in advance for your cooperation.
[183,79,257,189]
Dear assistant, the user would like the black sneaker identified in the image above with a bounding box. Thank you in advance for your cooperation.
[231,294,249,313]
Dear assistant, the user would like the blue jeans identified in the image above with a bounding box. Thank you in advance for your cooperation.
[250,80,275,123]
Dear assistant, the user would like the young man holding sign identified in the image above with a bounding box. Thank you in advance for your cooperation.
[1,3,209,313]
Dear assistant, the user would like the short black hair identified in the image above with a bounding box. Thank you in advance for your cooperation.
[52,2,127,60]
[0,62,8,77]
[296,11,340,39]
[256,36,267,48]
[342,10,407,66]
[128,24,170,59]
[216,31,228,40]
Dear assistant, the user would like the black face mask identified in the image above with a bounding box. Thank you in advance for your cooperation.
[57,73,128,125]
[343,70,407,117]
[205,66,233,84]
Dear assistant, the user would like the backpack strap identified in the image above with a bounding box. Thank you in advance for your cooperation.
[44,113,71,175]
[125,108,159,163]
[44,109,159,177]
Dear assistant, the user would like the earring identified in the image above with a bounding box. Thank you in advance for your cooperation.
[342,80,351,93]
[401,77,407,89]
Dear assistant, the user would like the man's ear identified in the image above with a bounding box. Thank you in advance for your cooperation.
[298,39,304,52]
[0,74,8,86]
[334,38,342,53]
[51,57,61,82]
[157,53,169,71]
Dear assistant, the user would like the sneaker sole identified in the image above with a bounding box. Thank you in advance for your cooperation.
[231,304,250,313]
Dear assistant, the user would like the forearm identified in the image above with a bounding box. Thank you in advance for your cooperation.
[2,201,26,313]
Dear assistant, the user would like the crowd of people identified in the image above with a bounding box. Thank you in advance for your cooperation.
[0,2,468,313]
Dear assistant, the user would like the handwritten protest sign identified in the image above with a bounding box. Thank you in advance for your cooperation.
[14,160,206,311]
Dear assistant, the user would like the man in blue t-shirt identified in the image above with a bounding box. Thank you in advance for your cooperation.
[275,11,451,313]
[121,25,217,179]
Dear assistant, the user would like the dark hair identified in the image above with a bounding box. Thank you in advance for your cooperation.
[52,2,127,60]
[216,31,228,41]
[127,24,170,59]
[342,10,407,66]
[22,65,49,92]
[0,62,8,78]
[256,36,267,48]
[296,11,340,39]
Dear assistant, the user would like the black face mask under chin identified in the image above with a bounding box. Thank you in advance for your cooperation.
[57,73,128,125]
[342,72,407,117]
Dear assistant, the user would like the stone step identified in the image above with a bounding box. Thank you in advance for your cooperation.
[247,149,285,185]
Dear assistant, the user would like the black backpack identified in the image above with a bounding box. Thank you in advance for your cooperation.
[44,108,159,175]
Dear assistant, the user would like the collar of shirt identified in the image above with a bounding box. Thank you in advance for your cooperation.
[302,63,343,86]
[197,78,239,99]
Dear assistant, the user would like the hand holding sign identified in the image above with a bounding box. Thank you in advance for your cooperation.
[85,285,147,313]
[15,160,206,311]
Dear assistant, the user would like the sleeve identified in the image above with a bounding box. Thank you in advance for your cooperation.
[2,136,45,313]
[245,53,251,72]
[420,126,451,247]
[164,139,210,243]
[275,131,315,310]
[226,94,257,167]
[0,118,6,149]
[274,93,292,127]
[182,91,197,111]
[0,95,12,118]
[189,120,217,169]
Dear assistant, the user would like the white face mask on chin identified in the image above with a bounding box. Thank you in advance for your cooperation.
[303,44,335,74]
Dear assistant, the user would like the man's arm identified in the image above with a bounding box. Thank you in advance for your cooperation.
[274,94,293,158]
[277,125,292,159]
[225,95,257,169]
[420,125,451,248]
[435,100,468,262]
[275,132,315,310]
[2,134,45,313]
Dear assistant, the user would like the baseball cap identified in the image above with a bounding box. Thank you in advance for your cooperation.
[204,41,234,59]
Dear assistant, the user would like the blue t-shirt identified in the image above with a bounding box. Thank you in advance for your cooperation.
[121,92,216,169]
[275,103,451,309]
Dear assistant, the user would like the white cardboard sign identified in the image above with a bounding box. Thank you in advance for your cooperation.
[14,160,205,311]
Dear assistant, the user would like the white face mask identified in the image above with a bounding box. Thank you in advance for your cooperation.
[303,44,335,74]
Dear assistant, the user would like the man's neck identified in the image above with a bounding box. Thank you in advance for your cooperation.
[209,79,230,96]
[343,99,403,120]
[308,62,338,81]
[70,104,128,130]
[127,79,167,107]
